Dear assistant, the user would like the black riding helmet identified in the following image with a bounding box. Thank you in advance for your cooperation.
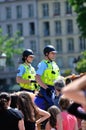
[43,45,57,56]
[22,49,34,62]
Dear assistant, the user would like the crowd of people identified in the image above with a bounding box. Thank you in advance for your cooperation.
[1,44,86,130]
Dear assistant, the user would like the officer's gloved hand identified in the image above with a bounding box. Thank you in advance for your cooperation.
[46,88,52,97]
[30,80,36,83]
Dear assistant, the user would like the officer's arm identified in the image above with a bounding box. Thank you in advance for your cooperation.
[35,74,48,89]
[16,76,31,84]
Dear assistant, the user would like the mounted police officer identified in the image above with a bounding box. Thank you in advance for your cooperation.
[16,49,37,93]
[34,45,61,110]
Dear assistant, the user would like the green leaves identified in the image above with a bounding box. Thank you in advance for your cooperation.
[0,28,24,66]
[75,51,86,73]
[68,0,86,37]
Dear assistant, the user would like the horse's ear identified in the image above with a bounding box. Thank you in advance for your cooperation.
[65,73,86,82]
[72,73,86,81]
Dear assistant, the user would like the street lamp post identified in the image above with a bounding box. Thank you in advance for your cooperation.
[0,53,7,70]
[73,58,77,74]
[73,56,81,74]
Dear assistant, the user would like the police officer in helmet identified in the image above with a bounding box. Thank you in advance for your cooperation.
[34,45,61,110]
[16,49,37,93]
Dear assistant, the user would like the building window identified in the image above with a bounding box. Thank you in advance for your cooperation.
[56,57,63,68]
[79,37,86,51]
[17,23,23,36]
[65,1,72,14]
[7,24,13,37]
[68,57,74,68]
[42,3,49,17]
[29,22,35,35]
[6,7,11,19]
[44,40,51,46]
[67,38,74,52]
[55,21,61,35]
[28,4,34,18]
[56,39,62,53]
[18,42,24,48]
[66,19,73,34]
[53,2,60,16]
[30,40,36,52]
[43,22,50,36]
[16,5,22,18]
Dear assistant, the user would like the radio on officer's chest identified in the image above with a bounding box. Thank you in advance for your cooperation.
[51,71,56,74]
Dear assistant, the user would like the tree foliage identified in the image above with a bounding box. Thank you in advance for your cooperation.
[75,51,86,73]
[69,0,86,37]
[0,28,24,66]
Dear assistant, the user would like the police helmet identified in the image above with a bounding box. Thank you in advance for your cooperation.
[22,49,34,61]
[43,45,57,56]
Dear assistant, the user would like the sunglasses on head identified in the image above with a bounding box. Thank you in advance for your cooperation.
[55,88,61,91]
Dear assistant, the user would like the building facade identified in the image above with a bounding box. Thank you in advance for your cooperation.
[0,0,86,88]
[38,0,86,73]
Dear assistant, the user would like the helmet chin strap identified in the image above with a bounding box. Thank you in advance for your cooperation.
[25,58,31,64]
[47,55,52,62]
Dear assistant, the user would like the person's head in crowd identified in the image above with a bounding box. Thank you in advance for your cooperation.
[10,93,19,109]
[0,92,11,111]
[47,105,61,128]
[17,91,38,122]
[59,95,70,111]
[54,78,65,95]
